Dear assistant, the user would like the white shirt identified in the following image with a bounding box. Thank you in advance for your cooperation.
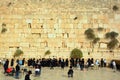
[112,61,116,66]
[35,68,40,72]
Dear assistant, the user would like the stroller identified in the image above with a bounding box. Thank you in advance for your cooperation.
[6,68,15,76]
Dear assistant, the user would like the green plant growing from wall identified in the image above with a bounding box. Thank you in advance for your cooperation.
[2,23,6,26]
[92,37,100,44]
[113,5,119,11]
[84,28,95,40]
[1,27,7,33]
[14,49,24,57]
[105,31,119,51]
[107,39,119,50]
[105,31,119,40]
[1,23,7,33]
[97,27,104,31]
[84,28,100,52]
[70,48,83,58]
[44,50,51,56]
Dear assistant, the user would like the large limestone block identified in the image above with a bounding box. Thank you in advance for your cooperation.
[115,14,120,20]
[30,42,40,47]
[30,47,37,52]
[15,29,24,33]
[8,42,20,47]
[31,29,42,33]
[20,43,29,47]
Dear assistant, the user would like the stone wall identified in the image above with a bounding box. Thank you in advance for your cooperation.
[0,0,120,59]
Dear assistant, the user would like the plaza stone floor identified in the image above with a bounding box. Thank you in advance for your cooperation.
[0,66,120,80]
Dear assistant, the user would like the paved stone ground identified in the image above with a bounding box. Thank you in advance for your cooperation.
[0,66,120,80]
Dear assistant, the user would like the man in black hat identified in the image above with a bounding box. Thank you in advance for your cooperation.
[25,70,32,80]
[15,64,20,79]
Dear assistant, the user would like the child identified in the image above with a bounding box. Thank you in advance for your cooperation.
[68,66,74,77]
[35,66,40,76]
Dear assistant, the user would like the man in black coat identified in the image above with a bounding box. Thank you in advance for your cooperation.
[10,59,14,67]
[15,64,20,79]
[22,58,25,66]
[3,63,7,73]
[3,59,9,73]
[25,70,32,80]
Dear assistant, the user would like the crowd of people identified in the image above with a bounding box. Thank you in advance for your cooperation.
[0,57,117,79]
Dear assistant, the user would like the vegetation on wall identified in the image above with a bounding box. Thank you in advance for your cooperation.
[84,27,119,55]
[92,37,100,44]
[7,2,12,7]
[2,23,6,26]
[1,23,7,33]
[97,27,104,31]
[113,5,119,11]
[84,28,100,51]
[105,31,119,39]
[105,31,119,51]
[84,28,95,40]
[107,39,119,49]
[1,27,7,33]
[44,50,51,56]
[70,48,83,58]
[14,49,24,57]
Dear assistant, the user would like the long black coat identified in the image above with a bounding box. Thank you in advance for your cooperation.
[25,74,31,80]
[16,64,20,72]
[10,59,14,66]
